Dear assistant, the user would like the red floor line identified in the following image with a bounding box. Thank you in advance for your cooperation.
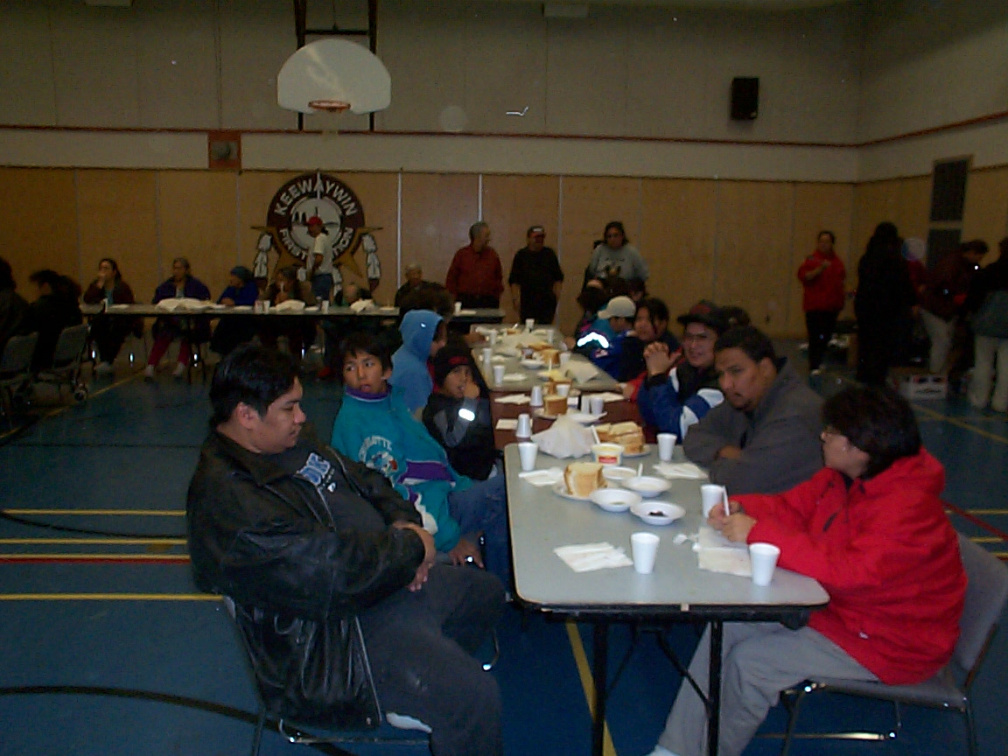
[944,501,1008,544]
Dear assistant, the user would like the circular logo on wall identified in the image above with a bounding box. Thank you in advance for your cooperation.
[265,172,366,269]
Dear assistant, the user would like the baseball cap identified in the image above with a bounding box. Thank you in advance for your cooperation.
[597,295,637,320]
[432,343,474,387]
[677,300,730,334]
[527,225,546,238]
[307,215,324,227]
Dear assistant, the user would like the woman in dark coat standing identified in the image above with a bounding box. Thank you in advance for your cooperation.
[853,222,917,386]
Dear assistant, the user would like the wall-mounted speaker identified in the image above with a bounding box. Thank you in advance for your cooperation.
[730,77,759,121]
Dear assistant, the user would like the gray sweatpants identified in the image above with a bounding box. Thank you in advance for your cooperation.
[656,622,877,756]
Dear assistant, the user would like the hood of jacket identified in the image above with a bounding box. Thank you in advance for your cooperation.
[399,309,443,360]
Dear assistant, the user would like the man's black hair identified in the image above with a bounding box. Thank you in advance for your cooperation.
[210,345,299,426]
[822,385,921,479]
[714,325,778,365]
[339,329,392,372]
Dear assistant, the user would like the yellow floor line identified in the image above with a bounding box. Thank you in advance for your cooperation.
[3,509,184,516]
[0,593,217,601]
[955,509,1008,516]
[0,537,186,545]
[912,405,1008,444]
[0,553,189,561]
[566,621,618,756]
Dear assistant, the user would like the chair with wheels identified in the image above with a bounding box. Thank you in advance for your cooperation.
[34,323,91,401]
[779,532,1008,756]
[0,332,39,427]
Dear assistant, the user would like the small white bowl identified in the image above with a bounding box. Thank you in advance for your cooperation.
[589,488,642,513]
[624,476,672,498]
[601,466,637,486]
[630,500,686,526]
[520,358,545,369]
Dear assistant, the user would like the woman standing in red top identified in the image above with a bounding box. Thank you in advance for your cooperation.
[797,230,846,373]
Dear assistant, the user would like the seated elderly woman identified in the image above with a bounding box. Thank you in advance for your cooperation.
[646,385,967,756]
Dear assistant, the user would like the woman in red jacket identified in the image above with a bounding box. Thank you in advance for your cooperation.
[797,230,846,374]
[647,385,965,756]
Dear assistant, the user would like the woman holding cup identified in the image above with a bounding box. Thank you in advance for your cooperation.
[646,386,966,756]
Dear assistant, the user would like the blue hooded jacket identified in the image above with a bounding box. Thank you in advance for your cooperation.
[391,309,443,413]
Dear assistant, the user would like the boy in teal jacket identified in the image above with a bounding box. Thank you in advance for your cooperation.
[331,330,510,584]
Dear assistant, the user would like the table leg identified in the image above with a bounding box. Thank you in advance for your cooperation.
[591,620,609,756]
[707,620,723,756]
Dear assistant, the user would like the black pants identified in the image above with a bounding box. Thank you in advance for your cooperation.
[457,293,499,310]
[359,564,505,756]
[804,310,839,370]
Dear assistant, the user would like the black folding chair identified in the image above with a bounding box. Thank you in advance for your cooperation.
[0,332,38,427]
[34,323,91,401]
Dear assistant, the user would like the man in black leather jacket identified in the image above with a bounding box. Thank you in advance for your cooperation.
[187,345,505,756]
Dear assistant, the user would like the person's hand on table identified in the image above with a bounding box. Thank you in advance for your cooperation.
[708,500,755,542]
[220,297,235,306]
[448,536,484,568]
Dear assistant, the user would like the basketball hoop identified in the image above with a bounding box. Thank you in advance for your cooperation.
[308,99,351,114]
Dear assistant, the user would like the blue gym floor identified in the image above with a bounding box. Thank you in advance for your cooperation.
[1,352,1006,756]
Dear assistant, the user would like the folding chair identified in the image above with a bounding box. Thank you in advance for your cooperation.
[779,533,1008,756]
[34,323,90,401]
[0,332,38,427]
[221,597,430,756]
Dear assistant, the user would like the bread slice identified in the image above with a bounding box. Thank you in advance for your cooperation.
[594,423,612,442]
[609,421,644,454]
[564,462,604,497]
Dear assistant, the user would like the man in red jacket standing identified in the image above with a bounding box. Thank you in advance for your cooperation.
[646,386,965,756]
[445,221,503,309]
[797,230,846,374]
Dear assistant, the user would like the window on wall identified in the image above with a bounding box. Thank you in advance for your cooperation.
[927,157,970,269]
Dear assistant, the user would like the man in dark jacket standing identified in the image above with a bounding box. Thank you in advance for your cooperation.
[508,225,564,324]
[187,345,504,756]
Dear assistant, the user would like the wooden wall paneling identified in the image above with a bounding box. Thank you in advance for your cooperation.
[237,171,298,278]
[790,183,856,325]
[851,177,931,260]
[76,170,160,302]
[334,172,399,304]
[481,175,561,323]
[555,176,642,332]
[0,168,78,287]
[640,178,719,320]
[714,181,796,337]
[156,171,239,299]
[963,166,1008,257]
[400,174,480,290]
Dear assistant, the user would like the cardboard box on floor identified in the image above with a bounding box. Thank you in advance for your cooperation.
[890,366,948,400]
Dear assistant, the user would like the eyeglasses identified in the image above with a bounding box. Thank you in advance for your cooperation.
[682,332,713,343]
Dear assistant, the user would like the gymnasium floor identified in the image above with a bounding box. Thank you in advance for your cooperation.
[0,348,1006,756]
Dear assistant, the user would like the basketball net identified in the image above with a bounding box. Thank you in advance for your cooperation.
[308,100,350,139]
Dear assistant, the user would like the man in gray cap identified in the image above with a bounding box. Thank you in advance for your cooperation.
[577,294,637,378]
[394,263,440,308]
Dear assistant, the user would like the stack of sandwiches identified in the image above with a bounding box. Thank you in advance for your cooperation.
[594,421,645,454]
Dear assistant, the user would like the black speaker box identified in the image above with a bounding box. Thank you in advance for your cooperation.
[730,77,759,120]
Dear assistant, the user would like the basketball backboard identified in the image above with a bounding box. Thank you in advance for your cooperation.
[277,39,391,115]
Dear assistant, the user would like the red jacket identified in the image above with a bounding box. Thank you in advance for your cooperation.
[797,250,846,313]
[445,244,503,299]
[738,449,965,685]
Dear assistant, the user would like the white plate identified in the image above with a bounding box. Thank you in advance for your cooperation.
[552,481,607,501]
[625,475,672,497]
[589,488,641,513]
[501,374,526,382]
[620,444,651,458]
[601,466,637,485]
[520,358,545,369]
[232,305,253,311]
[566,411,607,425]
[630,500,686,526]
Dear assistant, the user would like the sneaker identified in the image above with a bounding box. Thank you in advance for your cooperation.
[810,367,823,376]
[95,361,115,375]
[172,362,186,379]
[143,365,156,381]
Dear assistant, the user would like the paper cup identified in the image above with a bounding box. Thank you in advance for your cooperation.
[492,364,506,385]
[517,442,539,472]
[262,300,271,313]
[657,433,677,462]
[580,394,592,413]
[489,330,498,346]
[526,318,535,331]
[631,532,660,574]
[516,413,532,438]
[555,383,571,398]
[700,484,727,518]
[481,347,492,364]
[454,301,463,314]
[320,300,330,313]
[749,542,781,586]
[592,443,623,466]
[559,351,571,367]
[530,385,544,407]
[589,395,605,415]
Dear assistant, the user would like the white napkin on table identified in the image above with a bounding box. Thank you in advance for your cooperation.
[518,467,564,487]
[554,543,634,572]
[156,297,208,312]
[273,299,306,312]
[565,361,600,384]
[694,526,751,577]
[592,391,626,403]
[494,394,531,405]
[349,298,376,312]
[653,462,707,480]
[495,418,518,430]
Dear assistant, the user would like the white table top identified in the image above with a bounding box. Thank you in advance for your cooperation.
[82,302,503,323]
[476,348,621,393]
[505,444,829,617]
